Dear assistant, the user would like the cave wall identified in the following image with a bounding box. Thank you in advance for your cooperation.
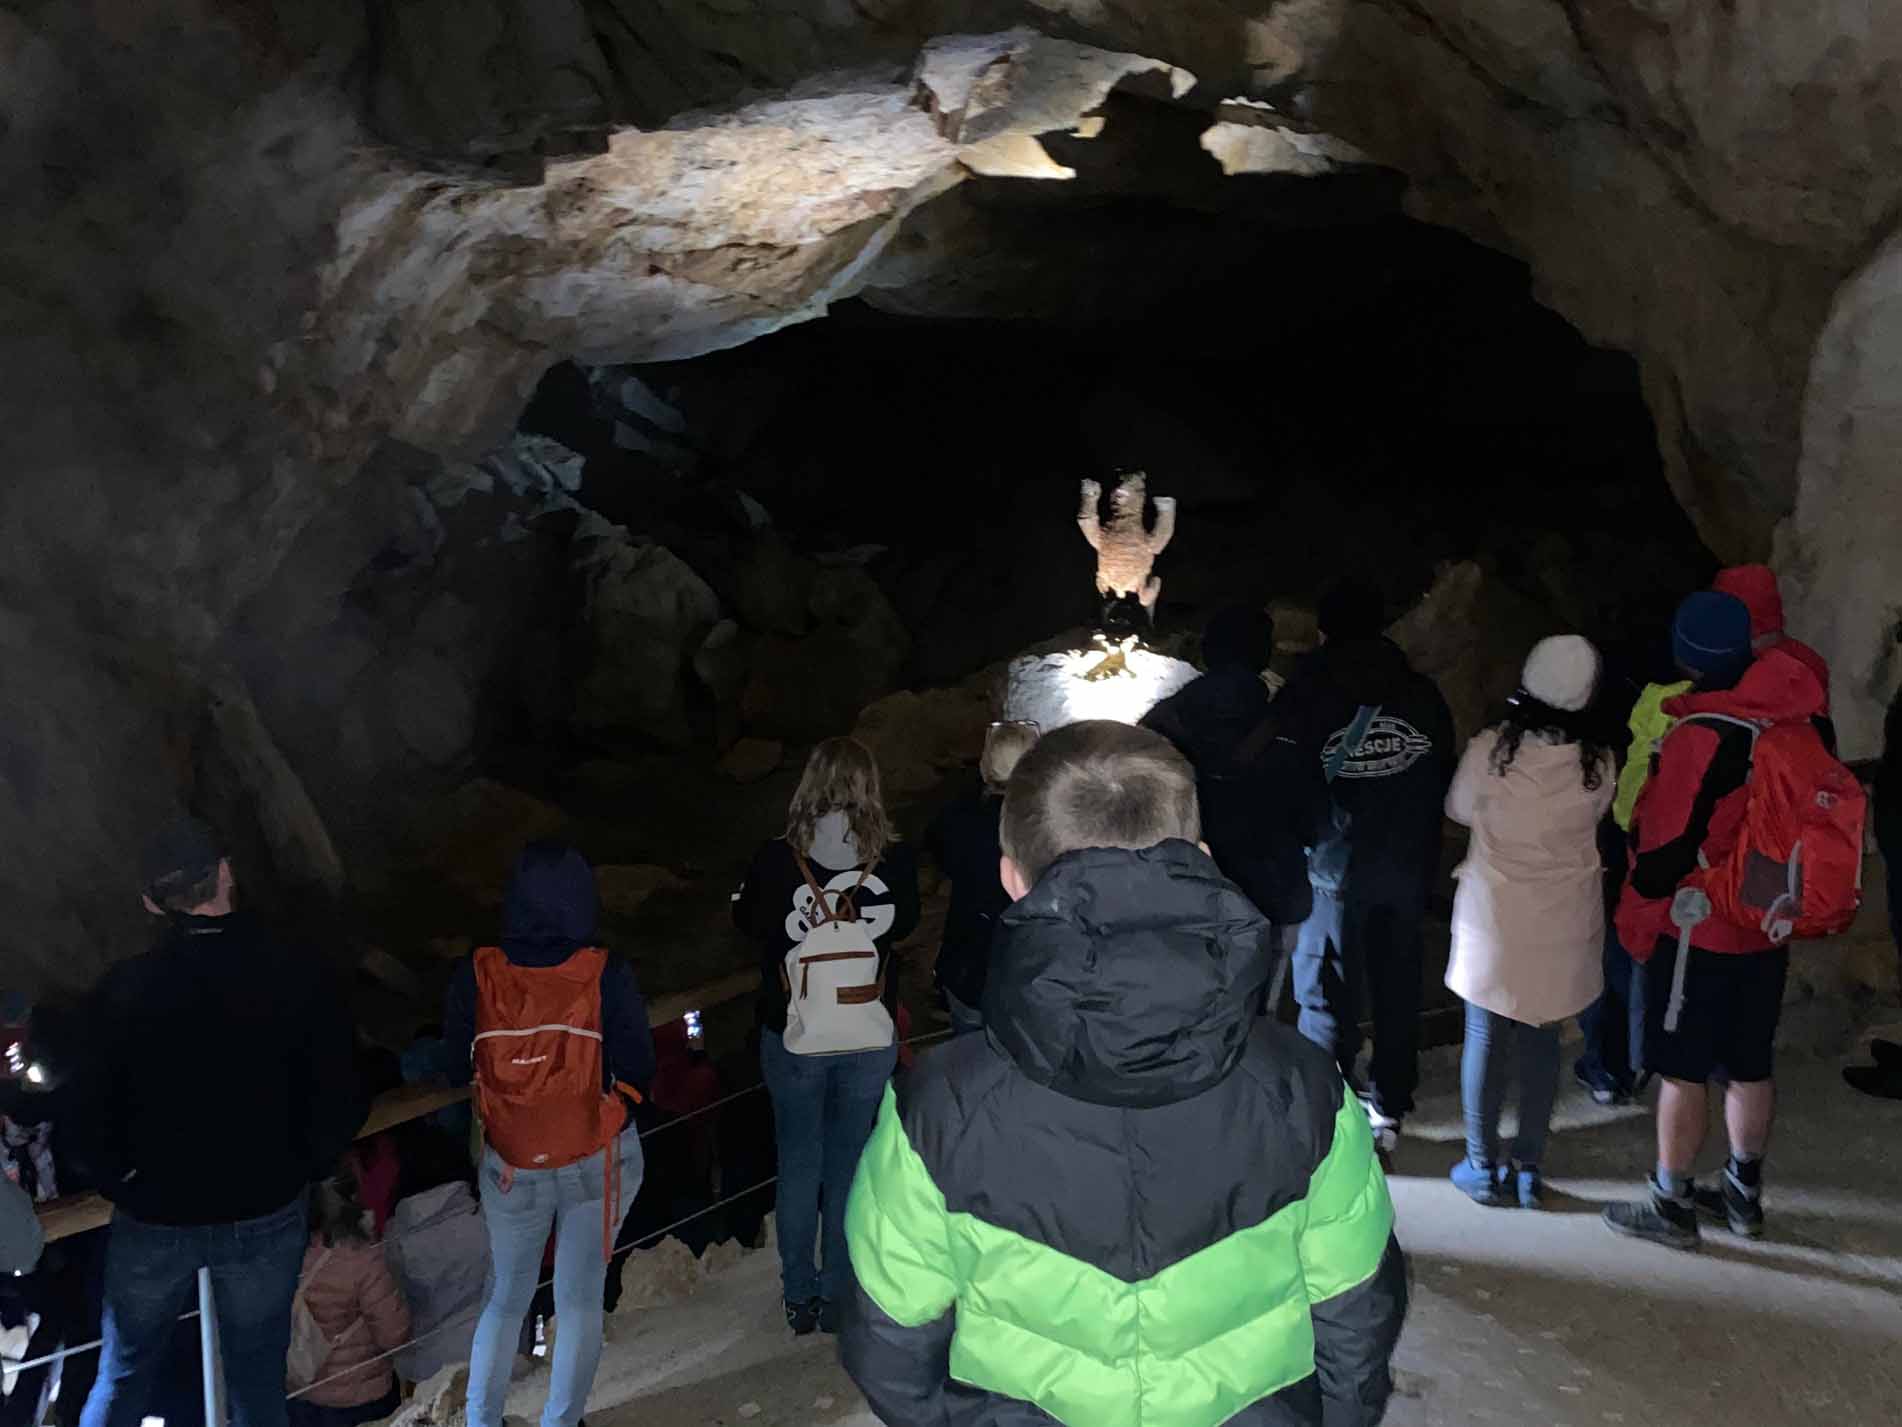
[4,0,1902,989]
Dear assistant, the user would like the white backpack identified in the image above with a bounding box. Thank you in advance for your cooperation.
[782,854,894,1056]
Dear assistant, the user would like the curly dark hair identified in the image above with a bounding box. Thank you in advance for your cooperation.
[1490,692,1613,791]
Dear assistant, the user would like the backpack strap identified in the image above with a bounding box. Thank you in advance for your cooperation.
[791,850,872,926]
[1629,714,1758,899]
[791,850,838,926]
[1324,704,1382,784]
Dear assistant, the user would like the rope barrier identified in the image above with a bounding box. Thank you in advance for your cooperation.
[5,1022,958,1389]
[285,1173,781,1402]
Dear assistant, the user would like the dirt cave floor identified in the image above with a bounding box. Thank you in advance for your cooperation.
[548,1032,1902,1427]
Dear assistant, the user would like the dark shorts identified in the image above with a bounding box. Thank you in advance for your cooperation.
[1640,939,1789,1084]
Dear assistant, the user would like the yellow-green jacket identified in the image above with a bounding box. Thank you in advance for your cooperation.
[1612,680,1692,829]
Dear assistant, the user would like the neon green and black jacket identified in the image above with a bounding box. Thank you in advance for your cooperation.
[842,842,1408,1427]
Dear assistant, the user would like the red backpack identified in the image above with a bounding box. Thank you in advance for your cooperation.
[472,947,629,1172]
[1681,715,1867,943]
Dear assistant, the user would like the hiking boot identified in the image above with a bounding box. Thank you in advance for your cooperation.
[1573,1060,1628,1108]
[818,1297,843,1335]
[1514,1165,1545,1211]
[1693,1175,1766,1239]
[785,1298,822,1336]
[1603,1181,1700,1251]
[1449,1157,1510,1207]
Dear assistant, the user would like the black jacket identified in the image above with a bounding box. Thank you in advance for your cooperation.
[733,837,920,1033]
[924,793,1008,1011]
[843,843,1408,1427]
[68,913,360,1226]
[1271,638,1455,907]
[1143,667,1328,926]
[1878,684,1902,854]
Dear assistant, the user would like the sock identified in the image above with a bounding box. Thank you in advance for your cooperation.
[1656,1166,1693,1201]
[1727,1152,1763,1199]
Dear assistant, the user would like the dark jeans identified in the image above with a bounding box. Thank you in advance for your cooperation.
[81,1194,308,1427]
[1884,823,1902,981]
[1460,1003,1562,1168]
[286,1385,399,1427]
[1294,889,1425,1118]
[1575,924,1645,1091]
[759,1030,895,1305]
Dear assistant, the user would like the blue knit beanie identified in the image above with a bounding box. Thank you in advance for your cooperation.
[1672,591,1753,688]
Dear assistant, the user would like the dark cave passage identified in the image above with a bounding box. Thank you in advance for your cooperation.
[520,212,1709,709]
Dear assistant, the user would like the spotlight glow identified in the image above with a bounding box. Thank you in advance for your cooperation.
[1004,642,1199,731]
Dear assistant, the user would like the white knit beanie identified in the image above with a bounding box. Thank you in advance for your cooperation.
[1521,634,1600,713]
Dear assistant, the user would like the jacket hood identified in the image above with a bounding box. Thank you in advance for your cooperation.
[1712,565,1784,639]
[501,843,599,965]
[807,810,860,872]
[1663,645,1825,724]
[986,842,1271,1109]
[1306,636,1420,700]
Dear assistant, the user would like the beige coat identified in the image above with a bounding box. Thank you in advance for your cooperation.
[1445,729,1614,1026]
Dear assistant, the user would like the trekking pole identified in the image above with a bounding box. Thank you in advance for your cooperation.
[196,1267,225,1427]
[1664,888,1711,1035]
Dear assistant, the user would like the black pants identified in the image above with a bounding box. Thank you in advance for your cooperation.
[1576,923,1645,1091]
[1294,889,1425,1118]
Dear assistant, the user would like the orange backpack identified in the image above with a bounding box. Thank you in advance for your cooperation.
[472,947,630,1172]
[1680,715,1868,943]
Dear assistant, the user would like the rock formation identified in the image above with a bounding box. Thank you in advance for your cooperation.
[4,0,1901,989]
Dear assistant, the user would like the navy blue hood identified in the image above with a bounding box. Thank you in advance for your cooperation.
[501,843,600,966]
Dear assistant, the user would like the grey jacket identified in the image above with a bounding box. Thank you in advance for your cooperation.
[384,1183,489,1383]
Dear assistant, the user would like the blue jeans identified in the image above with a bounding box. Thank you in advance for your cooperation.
[1576,923,1644,1091]
[80,1194,308,1427]
[1461,1002,1561,1169]
[466,1129,642,1427]
[759,1031,896,1305]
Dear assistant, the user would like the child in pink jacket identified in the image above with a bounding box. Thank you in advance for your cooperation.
[288,1174,412,1427]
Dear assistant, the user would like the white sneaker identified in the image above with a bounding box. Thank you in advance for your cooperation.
[1360,1098,1402,1154]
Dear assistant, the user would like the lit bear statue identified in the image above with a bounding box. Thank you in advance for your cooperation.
[1077,473,1176,617]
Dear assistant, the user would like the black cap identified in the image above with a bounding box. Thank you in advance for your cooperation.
[140,816,224,898]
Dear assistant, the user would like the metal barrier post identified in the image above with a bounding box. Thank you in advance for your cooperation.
[196,1267,223,1427]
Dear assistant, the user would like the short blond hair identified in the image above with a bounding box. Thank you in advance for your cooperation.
[786,737,895,867]
[1001,721,1199,882]
[980,721,1041,793]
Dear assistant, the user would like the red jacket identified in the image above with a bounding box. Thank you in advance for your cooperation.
[1616,646,1827,957]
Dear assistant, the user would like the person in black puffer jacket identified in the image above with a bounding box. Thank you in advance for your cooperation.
[1274,581,1455,1139]
[841,721,1407,1427]
[1143,605,1327,952]
[924,720,1041,1036]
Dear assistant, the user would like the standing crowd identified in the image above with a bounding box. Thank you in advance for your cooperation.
[8,561,1893,1427]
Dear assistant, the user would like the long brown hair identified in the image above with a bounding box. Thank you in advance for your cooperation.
[785,737,895,868]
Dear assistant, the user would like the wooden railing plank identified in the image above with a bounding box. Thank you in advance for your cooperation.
[36,966,759,1242]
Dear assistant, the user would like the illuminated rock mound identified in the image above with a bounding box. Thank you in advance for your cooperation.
[1003,641,1199,732]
